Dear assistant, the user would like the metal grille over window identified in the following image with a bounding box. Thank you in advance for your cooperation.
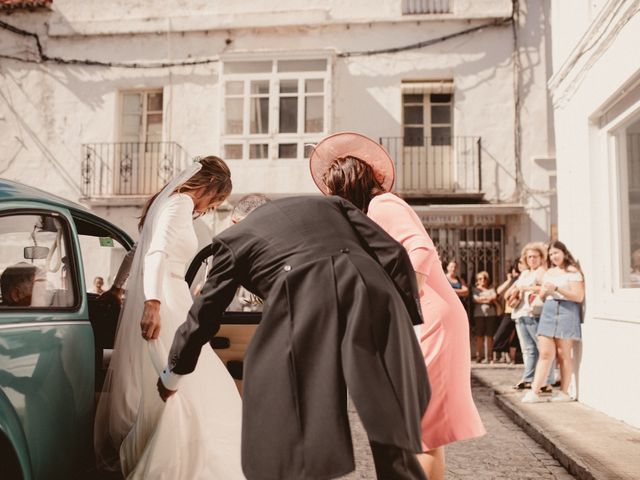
[402,0,451,15]
[428,225,505,290]
[221,58,329,160]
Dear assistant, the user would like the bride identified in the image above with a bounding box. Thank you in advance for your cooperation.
[94,157,244,479]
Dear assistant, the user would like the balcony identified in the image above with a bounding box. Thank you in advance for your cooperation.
[380,136,482,198]
[81,142,189,199]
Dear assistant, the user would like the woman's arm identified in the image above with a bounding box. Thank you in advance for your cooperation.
[497,275,513,296]
[553,281,585,303]
[457,278,469,297]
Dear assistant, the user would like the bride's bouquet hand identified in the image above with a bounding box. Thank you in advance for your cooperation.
[141,300,161,340]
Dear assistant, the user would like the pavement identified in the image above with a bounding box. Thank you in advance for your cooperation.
[94,365,639,479]
[343,376,576,479]
[471,364,640,480]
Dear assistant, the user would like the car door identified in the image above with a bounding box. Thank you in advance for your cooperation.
[70,212,134,392]
[186,246,261,394]
[0,204,93,479]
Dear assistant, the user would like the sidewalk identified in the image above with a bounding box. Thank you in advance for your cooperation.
[471,365,640,480]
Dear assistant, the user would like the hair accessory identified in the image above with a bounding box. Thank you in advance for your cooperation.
[309,132,395,194]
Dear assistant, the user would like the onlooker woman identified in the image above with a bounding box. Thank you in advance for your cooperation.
[311,133,485,480]
[507,243,554,390]
[522,241,585,403]
[445,260,469,301]
[472,271,498,363]
[493,261,523,364]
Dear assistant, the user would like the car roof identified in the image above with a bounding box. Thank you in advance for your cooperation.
[0,179,135,246]
[0,178,92,216]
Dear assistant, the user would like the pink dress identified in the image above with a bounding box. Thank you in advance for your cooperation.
[368,193,485,450]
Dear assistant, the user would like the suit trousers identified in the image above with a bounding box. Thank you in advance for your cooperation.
[369,441,427,480]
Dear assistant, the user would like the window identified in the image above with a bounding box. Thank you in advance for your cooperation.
[116,89,165,195]
[221,58,329,160]
[0,213,77,309]
[402,84,453,147]
[120,89,163,145]
[614,115,640,288]
[402,0,451,15]
[77,234,128,293]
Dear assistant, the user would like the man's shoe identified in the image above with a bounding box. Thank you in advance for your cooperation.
[521,391,544,403]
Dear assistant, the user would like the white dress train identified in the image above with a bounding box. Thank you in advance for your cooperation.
[96,188,244,479]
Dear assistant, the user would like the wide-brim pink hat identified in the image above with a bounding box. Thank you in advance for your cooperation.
[308,131,396,195]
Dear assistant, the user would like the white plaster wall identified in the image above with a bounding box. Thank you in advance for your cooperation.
[550,1,640,427]
[42,0,512,36]
[1,0,551,241]
[0,18,536,198]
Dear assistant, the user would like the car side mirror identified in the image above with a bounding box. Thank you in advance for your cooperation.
[24,246,50,260]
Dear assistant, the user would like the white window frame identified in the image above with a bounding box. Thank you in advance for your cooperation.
[219,54,332,162]
[401,81,454,146]
[117,88,164,145]
[590,93,640,324]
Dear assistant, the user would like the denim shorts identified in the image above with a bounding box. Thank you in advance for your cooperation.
[537,299,582,340]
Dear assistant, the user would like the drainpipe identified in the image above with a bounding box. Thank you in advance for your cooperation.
[512,0,523,201]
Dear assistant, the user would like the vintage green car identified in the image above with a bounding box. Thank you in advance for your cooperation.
[0,179,134,479]
[0,179,262,479]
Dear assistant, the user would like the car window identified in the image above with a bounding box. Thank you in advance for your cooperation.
[77,234,128,294]
[0,213,77,309]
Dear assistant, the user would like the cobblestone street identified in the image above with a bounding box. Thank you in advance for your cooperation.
[344,376,575,479]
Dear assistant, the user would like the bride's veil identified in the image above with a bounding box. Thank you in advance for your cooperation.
[94,162,202,469]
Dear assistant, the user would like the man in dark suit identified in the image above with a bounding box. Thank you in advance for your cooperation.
[158,195,430,480]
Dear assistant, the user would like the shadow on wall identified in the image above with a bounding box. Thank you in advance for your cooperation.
[0,85,82,196]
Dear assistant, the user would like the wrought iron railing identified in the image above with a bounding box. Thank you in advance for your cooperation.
[81,142,189,197]
[402,0,451,15]
[379,136,482,194]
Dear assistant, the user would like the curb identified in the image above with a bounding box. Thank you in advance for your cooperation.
[472,372,596,480]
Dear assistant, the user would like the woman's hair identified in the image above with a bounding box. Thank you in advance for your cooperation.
[322,155,386,212]
[476,270,491,285]
[547,240,582,273]
[507,259,521,276]
[138,156,232,231]
[519,242,548,270]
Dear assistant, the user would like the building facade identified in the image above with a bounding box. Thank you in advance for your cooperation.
[549,0,640,427]
[1,0,555,287]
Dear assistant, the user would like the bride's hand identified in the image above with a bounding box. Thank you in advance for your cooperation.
[141,300,161,340]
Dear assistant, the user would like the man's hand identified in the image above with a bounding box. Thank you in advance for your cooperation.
[140,300,161,340]
[99,286,125,307]
[157,377,177,402]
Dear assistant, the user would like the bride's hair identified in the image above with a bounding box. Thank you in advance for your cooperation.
[138,156,232,231]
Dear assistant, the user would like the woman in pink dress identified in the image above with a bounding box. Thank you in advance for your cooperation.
[310,132,485,480]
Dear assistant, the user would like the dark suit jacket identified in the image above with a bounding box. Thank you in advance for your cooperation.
[167,196,430,480]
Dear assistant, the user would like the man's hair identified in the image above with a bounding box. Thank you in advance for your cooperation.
[1,263,37,306]
[232,194,271,222]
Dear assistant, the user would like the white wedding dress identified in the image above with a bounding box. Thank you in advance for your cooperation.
[94,165,244,479]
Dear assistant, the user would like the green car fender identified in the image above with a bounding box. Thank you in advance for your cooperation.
[0,389,32,480]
